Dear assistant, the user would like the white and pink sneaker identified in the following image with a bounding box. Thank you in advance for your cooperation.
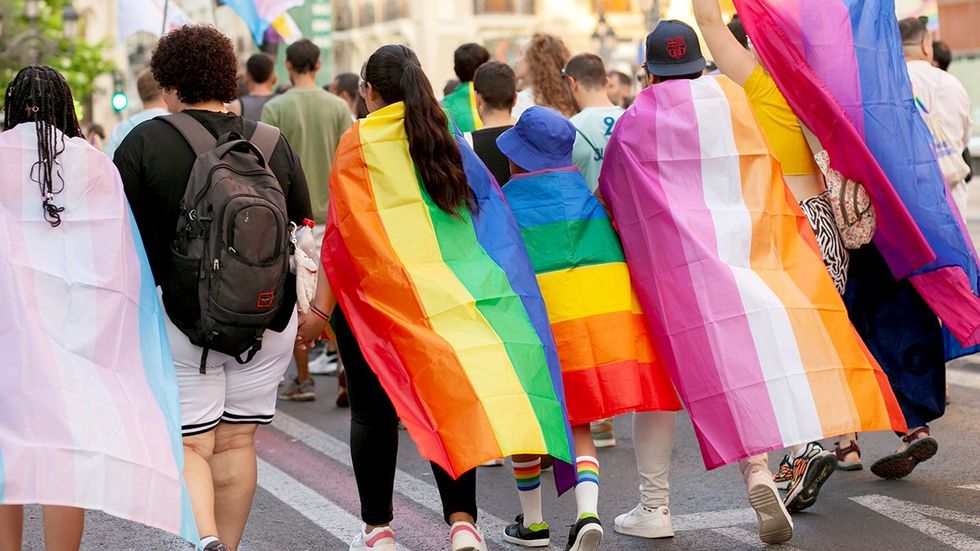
[350,525,397,551]
[450,521,488,551]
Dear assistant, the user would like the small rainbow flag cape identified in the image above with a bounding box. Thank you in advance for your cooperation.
[502,168,680,426]
[600,76,907,469]
[442,82,484,134]
[734,0,980,353]
[323,102,574,477]
[0,124,197,543]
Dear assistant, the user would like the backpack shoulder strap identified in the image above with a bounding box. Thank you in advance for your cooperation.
[160,112,216,157]
[249,122,281,164]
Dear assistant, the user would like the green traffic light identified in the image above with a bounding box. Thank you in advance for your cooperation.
[111,92,128,112]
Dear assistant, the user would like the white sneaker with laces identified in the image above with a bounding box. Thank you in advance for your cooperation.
[349,526,396,551]
[614,504,674,538]
[450,521,488,551]
[745,467,794,544]
[308,349,339,375]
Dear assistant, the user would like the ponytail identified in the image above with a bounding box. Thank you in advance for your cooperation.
[364,45,474,216]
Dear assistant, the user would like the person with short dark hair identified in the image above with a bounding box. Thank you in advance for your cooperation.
[104,69,169,159]
[113,25,313,551]
[933,40,952,71]
[229,53,278,120]
[563,53,625,192]
[441,43,491,132]
[329,72,360,121]
[466,61,517,186]
[605,69,633,107]
[263,38,352,399]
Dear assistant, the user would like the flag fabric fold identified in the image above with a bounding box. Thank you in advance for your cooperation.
[599,76,907,469]
[502,167,681,426]
[116,0,191,43]
[223,0,303,45]
[0,124,197,544]
[322,102,574,479]
[442,82,484,134]
[734,0,980,351]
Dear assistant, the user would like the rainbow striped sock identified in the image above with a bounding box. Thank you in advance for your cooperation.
[575,456,599,519]
[513,458,544,526]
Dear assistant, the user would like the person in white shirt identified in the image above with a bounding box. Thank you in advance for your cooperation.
[563,53,625,192]
[900,17,973,215]
[104,70,169,161]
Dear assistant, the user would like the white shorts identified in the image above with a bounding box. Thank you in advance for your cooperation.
[165,310,298,437]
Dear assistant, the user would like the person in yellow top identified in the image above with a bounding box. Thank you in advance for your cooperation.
[693,0,848,516]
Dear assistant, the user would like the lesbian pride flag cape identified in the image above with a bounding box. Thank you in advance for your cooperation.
[502,168,680,426]
[599,77,906,469]
[442,82,483,134]
[734,0,980,353]
[0,124,197,542]
[323,102,573,478]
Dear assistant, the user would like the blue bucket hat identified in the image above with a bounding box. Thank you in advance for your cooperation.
[496,106,575,172]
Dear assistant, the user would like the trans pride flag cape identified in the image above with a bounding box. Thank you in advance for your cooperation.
[502,168,680,426]
[0,124,197,542]
[323,102,574,478]
[442,82,483,134]
[599,77,907,469]
[734,0,980,353]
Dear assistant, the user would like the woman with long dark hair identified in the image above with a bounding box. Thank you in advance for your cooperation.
[297,44,575,551]
[0,67,195,549]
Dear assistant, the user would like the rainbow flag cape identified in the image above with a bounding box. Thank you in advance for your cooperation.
[442,82,484,134]
[0,124,197,543]
[734,0,980,353]
[599,76,907,469]
[323,102,574,478]
[502,168,680,426]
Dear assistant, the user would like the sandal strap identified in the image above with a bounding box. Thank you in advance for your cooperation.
[834,440,861,460]
[902,425,930,444]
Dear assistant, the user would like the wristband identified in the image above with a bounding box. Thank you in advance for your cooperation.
[310,305,331,322]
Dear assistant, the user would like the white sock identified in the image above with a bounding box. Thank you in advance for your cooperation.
[200,536,219,548]
[790,444,805,459]
[575,455,600,519]
[513,458,544,527]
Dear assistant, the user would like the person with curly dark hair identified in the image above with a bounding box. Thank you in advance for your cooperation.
[512,33,576,119]
[114,25,313,551]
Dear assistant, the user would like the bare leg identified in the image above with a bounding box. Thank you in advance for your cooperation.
[293,347,311,384]
[211,423,259,550]
[42,506,84,551]
[183,431,219,541]
[0,505,24,551]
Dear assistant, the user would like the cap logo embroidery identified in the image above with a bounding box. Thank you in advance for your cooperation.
[666,37,687,60]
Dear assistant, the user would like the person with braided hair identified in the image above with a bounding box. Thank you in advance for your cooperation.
[0,66,197,549]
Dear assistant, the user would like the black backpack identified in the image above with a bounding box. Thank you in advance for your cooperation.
[160,113,291,373]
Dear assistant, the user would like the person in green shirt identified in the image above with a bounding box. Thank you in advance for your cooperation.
[441,43,490,133]
[262,39,352,401]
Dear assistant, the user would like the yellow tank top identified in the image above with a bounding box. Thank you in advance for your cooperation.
[743,66,819,176]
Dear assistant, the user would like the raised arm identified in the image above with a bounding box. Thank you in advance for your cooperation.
[692,0,757,85]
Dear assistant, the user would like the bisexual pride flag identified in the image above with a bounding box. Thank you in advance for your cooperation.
[600,76,907,469]
[0,124,197,543]
[322,102,574,478]
[735,0,980,352]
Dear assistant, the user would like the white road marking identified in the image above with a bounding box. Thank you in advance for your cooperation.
[851,494,980,550]
[271,412,554,550]
[959,484,980,491]
[948,367,980,390]
[673,508,757,531]
[257,458,421,551]
[712,526,802,550]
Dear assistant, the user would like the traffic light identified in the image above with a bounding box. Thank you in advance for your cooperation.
[111,72,128,112]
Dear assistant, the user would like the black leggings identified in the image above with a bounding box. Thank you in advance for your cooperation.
[333,310,478,526]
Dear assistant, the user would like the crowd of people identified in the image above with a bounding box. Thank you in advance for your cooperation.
[0,1,975,550]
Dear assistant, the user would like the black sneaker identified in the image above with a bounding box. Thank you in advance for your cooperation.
[503,514,550,547]
[565,516,603,551]
[784,442,837,512]
[203,541,232,551]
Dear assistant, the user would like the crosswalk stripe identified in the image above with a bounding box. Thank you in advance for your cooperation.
[257,458,421,551]
[271,412,556,549]
[948,367,980,391]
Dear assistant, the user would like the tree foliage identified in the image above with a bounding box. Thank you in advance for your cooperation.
[0,0,115,119]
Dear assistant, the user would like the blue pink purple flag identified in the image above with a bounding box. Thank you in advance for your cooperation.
[734,0,980,352]
[0,124,197,543]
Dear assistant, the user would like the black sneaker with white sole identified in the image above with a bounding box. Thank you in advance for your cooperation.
[503,514,550,547]
[565,516,603,551]
[784,442,837,512]
[203,541,232,551]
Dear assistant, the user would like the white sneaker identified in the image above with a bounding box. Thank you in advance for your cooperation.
[746,468,794,544]
[308,349,339,375]
[614,504,674,539]
[349,526,396,551]
[450,521,488,551]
